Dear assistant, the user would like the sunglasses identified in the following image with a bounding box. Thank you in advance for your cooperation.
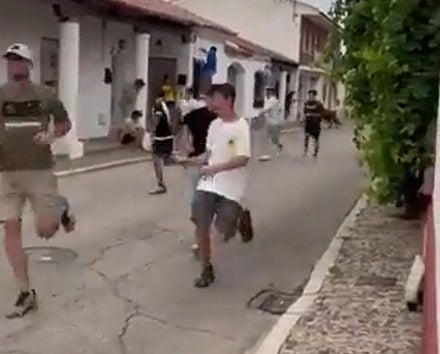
[4,54,26,62]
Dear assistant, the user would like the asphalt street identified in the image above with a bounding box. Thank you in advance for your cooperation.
[0,126,362,354]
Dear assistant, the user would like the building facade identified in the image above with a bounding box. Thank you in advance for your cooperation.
[1,0,299,158]
[169,0,340,120]
[0,0,231,157]
[295,1,338,120]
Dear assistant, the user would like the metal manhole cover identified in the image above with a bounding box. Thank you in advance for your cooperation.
[247,289,300,315]
[24,247,78,264]
[355,276,397,287]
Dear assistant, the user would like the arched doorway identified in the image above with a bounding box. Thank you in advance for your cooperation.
[226,62,246,117]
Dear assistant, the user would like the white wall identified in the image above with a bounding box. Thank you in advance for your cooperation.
[0,0,58,83]
[78,17,136,139]
[149,26,191,78]
[195,35,268,118]
[175,0,301,62]
[0,0,193,140]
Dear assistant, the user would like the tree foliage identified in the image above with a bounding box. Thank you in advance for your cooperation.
[328,0,440,203]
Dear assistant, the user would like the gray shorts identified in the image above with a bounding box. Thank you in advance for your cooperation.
[188,166,200,206]
[192,190,242,238]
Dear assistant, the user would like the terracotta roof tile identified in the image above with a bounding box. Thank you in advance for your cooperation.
[97,0,297,65]
[101,0,234,33]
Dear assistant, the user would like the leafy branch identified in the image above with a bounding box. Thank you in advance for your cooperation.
[324,0,440,203]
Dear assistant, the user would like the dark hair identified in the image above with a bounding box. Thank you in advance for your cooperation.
[206,84,220,97]
[308,89,317,95]
[211,83,236,103]
[134,78,145,87]
[131,110,142,119]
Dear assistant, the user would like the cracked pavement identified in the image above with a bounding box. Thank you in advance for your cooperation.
[0,127,361,354]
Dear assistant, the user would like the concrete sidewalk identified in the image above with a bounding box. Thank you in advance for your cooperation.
[273,202,421,354]
[53,123,302,178]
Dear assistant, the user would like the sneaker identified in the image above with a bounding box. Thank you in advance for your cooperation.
[6,289,38,319]
[276,145,283,157]
[191,244,200,259]
[149,185,167,195]
[57,196,76,233]
[258,155,271,162]
[194,264,215,288]
[61,209,76,233]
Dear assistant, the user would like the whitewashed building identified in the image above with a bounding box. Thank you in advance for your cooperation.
[168,0,340,120]
[0,0,298,158]
[193,28,297,118]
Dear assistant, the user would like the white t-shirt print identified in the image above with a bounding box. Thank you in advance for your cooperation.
[197,117,251,203]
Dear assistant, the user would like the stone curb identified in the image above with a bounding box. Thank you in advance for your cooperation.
[248,195,367,354]
[54,156,151,178]
[54,127,299,179]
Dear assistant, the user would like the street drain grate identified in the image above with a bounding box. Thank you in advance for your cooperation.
[247,289,301,315]
[24,247,78,264]
[355,275,397,287]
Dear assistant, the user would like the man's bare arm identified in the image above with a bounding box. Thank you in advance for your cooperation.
[207,156,249,173]
[48,98,71,138]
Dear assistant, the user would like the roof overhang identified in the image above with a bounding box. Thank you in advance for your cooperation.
[74,0,236,35]
[302,13,335,31]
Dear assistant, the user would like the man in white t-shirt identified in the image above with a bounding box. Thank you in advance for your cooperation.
[263,88,283,157]
[189,83,251,288]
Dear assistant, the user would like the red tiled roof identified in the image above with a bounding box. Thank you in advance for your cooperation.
[95,0,296,65]
[100,0,235,34]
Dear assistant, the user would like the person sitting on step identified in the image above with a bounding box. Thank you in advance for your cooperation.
[117,110,144,148]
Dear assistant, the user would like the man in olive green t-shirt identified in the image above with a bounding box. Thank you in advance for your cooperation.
[0,43,76,318]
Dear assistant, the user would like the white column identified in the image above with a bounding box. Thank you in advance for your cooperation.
[316,74,326,103]
[135,32,150,132]
[291,68,301,121]
[186,40,195,89]
[279,70,288,118]
[53,19,84,159]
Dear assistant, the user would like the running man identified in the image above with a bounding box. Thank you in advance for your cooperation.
[149,96,173,195]
[264,88,283,156]
[190,83,251,288]
[0,43,76,318]
[303,89,325,158]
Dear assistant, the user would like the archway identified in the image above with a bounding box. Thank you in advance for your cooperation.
[226,62,246,117]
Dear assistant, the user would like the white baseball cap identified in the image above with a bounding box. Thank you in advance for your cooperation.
[3,43,33,62]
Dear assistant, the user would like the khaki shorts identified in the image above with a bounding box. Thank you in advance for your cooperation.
[0,170,61,221]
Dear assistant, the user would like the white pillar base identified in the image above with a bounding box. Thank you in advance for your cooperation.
[57,19,83,159]
[52,137,84,159]
[279,71,288,118]
[135,32,150,130]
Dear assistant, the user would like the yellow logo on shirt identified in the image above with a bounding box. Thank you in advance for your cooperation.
[228,138,236,156]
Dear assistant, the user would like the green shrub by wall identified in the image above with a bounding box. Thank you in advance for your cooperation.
[330,0,440,203]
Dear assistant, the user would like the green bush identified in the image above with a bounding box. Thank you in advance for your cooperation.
[330,0,440,203]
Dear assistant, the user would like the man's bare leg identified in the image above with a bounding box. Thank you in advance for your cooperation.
[194,228,214,288]
[149,154,167,194]
[4,220,28,288]
[4,219,37,318]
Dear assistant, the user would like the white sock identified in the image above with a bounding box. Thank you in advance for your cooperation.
[15,278,30,293]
